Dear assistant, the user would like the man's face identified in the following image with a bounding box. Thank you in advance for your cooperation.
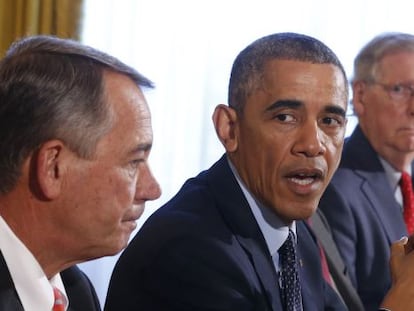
[61,71,161,258]
[232,59,347,224]
[354,51,414,167]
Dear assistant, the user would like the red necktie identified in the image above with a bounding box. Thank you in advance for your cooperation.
[400,171,414,234]
[317,241,334,286]
[53,287,66,311]
[306,219,334,286]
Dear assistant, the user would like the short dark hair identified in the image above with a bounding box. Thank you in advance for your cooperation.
[228,32,348,113]
[0,35,154,194]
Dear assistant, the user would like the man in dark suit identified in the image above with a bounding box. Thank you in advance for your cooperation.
[319,32,414,311]
[0,35,161,310]
[309,209,364,311]
[105,32,349,311]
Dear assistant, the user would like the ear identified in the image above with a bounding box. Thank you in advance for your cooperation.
[212,104,239,152]
[36,140,66,200]
[351,81,366,117]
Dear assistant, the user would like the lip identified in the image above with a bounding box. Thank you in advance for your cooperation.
[121,215,140,233]
[285,167,324,178]
[123,216,139,223]
[122,205,145,224]
[284,167,325,195]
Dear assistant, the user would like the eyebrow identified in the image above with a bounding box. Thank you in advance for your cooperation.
[128,143,152,156]
[265,99,301,111]
[265,99,346,117]
[325,105,346,118]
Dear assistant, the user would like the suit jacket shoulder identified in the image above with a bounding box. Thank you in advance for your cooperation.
[61,266,101,311]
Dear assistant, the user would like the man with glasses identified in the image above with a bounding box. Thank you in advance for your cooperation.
[319,32,414,311]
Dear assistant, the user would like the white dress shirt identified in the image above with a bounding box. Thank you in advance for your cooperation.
[0,215,68,311]
[379,156,412,209]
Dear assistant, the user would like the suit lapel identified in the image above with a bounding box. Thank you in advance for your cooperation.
[310,211,365,311]
[359,170,406,241]
[345,127,407,242]
[206,156,282,310]
[296,221,321,311]
[0,252,24,311]
[237,236,283,310]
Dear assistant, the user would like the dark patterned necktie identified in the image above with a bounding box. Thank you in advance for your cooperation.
[400,171,414,234]
[278,229,303,311]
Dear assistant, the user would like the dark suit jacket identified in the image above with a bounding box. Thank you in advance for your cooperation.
[105,155,346,311]
[0,252,101,311]
[319,126,409,311]
[310,209,364,311]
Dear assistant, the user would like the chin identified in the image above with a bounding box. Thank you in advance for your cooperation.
[80,237,129,261]
[103,237,131,257]
[297,204,318,220]
[303,209,316,219]
[102,243,128,257]
[115,236,131,253]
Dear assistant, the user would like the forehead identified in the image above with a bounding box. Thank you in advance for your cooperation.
[255,59,348,109]
[376,51,414,80]
[99,72,152,149]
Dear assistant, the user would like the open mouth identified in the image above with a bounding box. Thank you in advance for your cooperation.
[286,169,323,186]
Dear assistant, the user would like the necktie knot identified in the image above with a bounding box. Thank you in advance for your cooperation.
[278,229,303,311]
[400,171,414,234]
[52,287,66,311]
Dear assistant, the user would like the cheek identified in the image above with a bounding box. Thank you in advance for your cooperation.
[254,149,285,196]
[248,140,285,177]
[92,173,136,214]
[325,140,343,172]
[117,173,140,208]
[109,177,136,206]
[366,99,398,121]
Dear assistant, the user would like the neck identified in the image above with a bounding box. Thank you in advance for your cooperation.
[0,197,78,279]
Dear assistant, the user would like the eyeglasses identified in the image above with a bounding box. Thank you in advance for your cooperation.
[369,81,414,102]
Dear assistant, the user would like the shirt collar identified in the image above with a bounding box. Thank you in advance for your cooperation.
[379,157,411,190]
[227,157,296,258]
[0,215,68,311]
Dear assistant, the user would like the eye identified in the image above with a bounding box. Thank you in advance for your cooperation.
[321,115,345,128]
[130,159,140,169]
[322,117,339,125]
[390,84,406,95]
[274,113,295,122]
[127,159,142,177]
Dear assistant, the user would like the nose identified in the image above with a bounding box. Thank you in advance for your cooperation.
[292,121,326,157]
[134,164,161,203]
[408,94,414,116]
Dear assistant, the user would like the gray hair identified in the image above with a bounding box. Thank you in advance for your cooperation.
[353,32,414,83]
[0,35,154,194]
[228,32,348,114]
